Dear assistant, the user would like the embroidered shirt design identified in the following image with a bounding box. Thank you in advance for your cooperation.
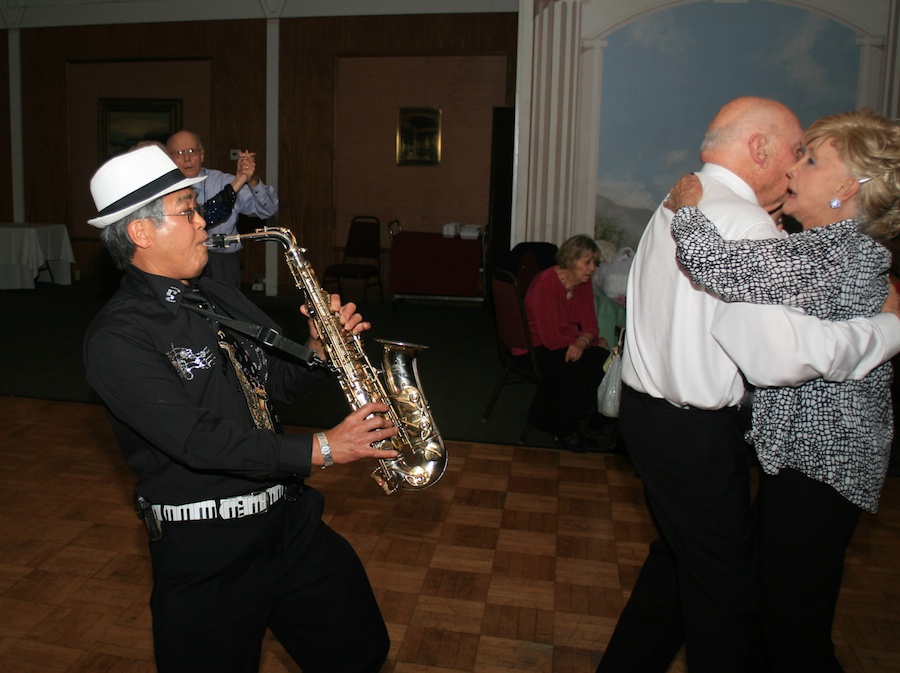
[165,286,182,303]
[167,345,216,381]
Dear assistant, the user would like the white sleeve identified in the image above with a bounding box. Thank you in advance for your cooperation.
[711,303,900,387]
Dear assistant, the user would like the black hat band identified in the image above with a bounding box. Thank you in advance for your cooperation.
[97,168,187,217]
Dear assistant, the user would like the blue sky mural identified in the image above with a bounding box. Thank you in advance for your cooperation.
[597,1,861,226]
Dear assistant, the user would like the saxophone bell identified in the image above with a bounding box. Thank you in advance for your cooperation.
[369,339,447,494]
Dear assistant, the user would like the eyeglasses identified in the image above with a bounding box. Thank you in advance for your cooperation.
[165,205,205,224]
[172,148,201,158]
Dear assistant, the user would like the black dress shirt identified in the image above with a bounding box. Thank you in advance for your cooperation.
[84,265,328,504]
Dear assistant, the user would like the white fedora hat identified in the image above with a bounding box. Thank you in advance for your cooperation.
[88,145,206,229]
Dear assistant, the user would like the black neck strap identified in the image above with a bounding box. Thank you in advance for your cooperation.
[181,300,318,365]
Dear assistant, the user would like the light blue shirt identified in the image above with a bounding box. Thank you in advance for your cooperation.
[195,168,279,252]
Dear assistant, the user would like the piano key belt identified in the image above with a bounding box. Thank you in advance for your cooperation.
[151,484,285,522]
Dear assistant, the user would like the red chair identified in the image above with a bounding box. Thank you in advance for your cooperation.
[500,241,558,292]
[482,268,540,443]
[323,216,384,303]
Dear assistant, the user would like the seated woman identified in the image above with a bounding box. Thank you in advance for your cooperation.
[664,108,900,673]
[519,234,610,452]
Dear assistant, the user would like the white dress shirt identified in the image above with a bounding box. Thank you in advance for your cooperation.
[712,305,900,386]
[621,163,780,409]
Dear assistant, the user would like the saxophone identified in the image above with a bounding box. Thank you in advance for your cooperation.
[207,226,447,494]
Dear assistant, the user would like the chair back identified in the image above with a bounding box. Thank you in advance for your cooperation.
[497,241,558,292]
[323,215,385,303]
[344,216,381,263]
[516,251,543,292]
[482,267,541,428]
[491,268,534,355]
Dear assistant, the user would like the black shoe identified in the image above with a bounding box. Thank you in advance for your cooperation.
[557,431,585,453]
[576,419,621,454]
[576,420,604,447]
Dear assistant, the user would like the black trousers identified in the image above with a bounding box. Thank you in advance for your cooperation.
[597,386,758,673]
[529,345,607,437]
[149,487,389,673]
[757,468,860,673]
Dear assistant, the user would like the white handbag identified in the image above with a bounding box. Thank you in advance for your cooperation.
[597,331,624,418]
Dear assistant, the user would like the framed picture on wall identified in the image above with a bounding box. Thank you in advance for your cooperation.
[98,98,183,162]
[396,107,441,166]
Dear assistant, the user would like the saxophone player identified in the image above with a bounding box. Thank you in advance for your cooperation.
[83,144,396,673]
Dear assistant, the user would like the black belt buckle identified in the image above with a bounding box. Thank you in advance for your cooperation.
[134,493,163,541]
[284,480,305,502]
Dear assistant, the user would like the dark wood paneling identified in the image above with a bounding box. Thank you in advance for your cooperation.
[20,20,267,277]
[17,13,517,290]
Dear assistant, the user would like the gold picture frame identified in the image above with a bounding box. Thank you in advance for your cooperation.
[98,98,183,162]
[396,107,441,166]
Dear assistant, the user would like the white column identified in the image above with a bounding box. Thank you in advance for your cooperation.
[572,36,606,235]
[521,0,583,245]
[511,0,535,249]
[264,16,281,296]
[856,36,885,115]
[5,9,24,222]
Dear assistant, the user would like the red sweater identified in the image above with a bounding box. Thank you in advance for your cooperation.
[515,266,600,355]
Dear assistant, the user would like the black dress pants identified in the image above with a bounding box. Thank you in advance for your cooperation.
[149,487,389,673]
[529,345,607,437]
[597,386,758,673]
[757,468,861,673]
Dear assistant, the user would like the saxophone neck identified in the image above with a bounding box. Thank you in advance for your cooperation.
[205,227,298,250]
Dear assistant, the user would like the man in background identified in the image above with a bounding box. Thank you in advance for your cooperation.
[167,129,279,287]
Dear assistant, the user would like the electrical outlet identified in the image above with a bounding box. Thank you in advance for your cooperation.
[229,149,240,160]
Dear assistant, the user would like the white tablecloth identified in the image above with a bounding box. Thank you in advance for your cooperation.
[0,222,76,289]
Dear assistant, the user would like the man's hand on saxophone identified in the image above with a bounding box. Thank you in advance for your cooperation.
[301,292,398,469]
[301,293,371,362]
[313,403,400,469]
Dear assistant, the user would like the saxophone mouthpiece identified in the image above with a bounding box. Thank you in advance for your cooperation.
[205,234,230,248]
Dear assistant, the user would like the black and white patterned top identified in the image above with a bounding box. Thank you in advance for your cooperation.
[672,207,893,512]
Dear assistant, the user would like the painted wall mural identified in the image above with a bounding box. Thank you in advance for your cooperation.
[595,2,860,248]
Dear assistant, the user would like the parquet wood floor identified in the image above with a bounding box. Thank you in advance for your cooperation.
[2,397,900,672]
